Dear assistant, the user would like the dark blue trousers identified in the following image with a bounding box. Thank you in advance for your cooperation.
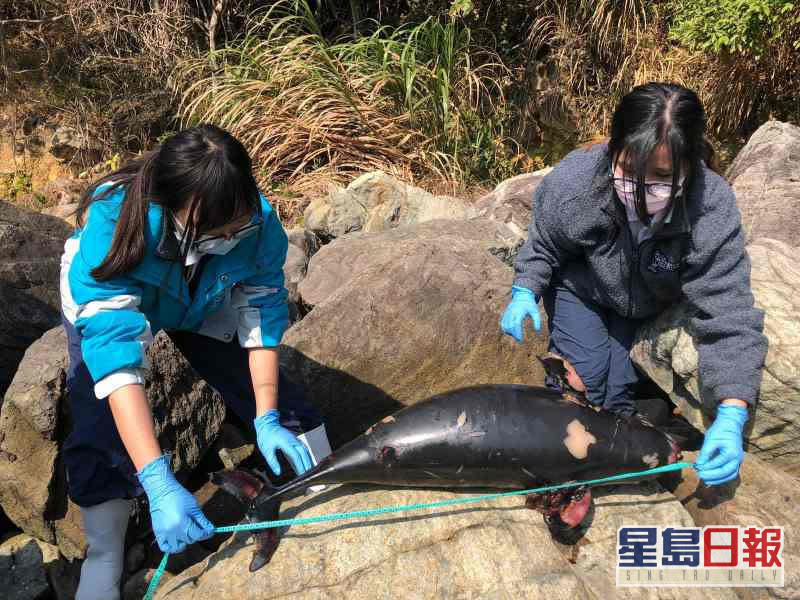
[541,285,643,417]
[61,318,321,507]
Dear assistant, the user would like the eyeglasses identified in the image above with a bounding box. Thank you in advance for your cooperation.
[193,217,262,253]
[612,177,682,199]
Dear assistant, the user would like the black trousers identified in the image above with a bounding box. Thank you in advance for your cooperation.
[61,318,321,507]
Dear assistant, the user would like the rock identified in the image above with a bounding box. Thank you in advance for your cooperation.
[0,533,51,600]
[37,539,80,600]
[282,219,546,446]
[41,178,85,206]
[285,228,321,321]
[631,239,800,474]
[2,326,67,440]
[572,482,738,599]
[297,218,521,307]
[0,327,227,559]
[0,504,17,541]
[154,481,726,600]
[303,171,475,241]
[284,239,308,307]
[0,201,72,397]
[473,168,551,240]
[286,227,320,260]
[659,452,800,599]
[123,568,174,600]
[213,424,254,470]
[48,126,104,167]
[42,203,78,224]
[726,121,800,246]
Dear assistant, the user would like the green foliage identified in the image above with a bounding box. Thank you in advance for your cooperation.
[448,0,474,18]
[669,0,800,55]
[0,171,33,201]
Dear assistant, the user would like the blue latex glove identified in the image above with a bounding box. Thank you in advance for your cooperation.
[137,454,215,553]
[500,286,541,342]
[695,404,749,486]
[254,409,313,477]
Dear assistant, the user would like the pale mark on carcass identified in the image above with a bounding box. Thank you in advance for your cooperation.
[642,453,658,468]
[563,419,597,459]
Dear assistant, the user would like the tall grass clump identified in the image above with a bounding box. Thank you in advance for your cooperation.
[174,0,517,190]
[523,0,665,141]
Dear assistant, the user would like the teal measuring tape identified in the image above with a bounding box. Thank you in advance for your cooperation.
[143,460,693,599]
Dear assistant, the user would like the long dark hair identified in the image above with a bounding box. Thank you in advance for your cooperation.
[75,124,261,281]
[608,82,717,225]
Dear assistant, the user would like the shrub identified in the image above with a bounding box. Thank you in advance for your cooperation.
[669,0,799,55]
[668,0,800,133]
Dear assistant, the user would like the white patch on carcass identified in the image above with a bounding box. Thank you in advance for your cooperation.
[457,411,467,427]
[563,419,597,460]
[642,453,659,468]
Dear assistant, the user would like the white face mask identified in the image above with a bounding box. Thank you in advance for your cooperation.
[172,216,242,266]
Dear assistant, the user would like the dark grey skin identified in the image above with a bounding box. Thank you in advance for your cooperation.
[213,384,681,572]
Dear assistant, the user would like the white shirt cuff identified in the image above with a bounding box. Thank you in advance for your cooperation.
[94,368,146,399]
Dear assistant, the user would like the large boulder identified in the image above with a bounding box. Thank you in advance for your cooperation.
[155,481,733,600]
[303,171,475,241]
[473,168,551,241]
[0,201,72,397]
[281,219,548,447]
[726,121,800,246]
[0,534,51,600]
[0,327,226,559]
[660,452,800,598]
[47,126,104,167]
[631,239,800,474]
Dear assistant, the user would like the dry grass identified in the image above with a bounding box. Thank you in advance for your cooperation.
[173,0,515,192]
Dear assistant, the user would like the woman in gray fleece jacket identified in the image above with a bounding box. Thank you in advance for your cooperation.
[501,82,767,487]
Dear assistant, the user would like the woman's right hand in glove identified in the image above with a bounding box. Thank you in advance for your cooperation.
[500,286,541,342]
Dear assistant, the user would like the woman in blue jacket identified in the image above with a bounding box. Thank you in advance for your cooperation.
[501,83,768,488]
[60,124,331,600]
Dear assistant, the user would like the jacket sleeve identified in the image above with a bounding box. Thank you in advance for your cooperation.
[680,180,768,406]
[512,175,582,295]
[231,205,289,349]
[68,202,153,399]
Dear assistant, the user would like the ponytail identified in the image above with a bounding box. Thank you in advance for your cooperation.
[76,150,160,281]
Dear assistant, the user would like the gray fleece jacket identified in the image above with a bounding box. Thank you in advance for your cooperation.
[513,143,768,406]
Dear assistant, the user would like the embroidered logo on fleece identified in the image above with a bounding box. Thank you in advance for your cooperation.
[647,249,679,273]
